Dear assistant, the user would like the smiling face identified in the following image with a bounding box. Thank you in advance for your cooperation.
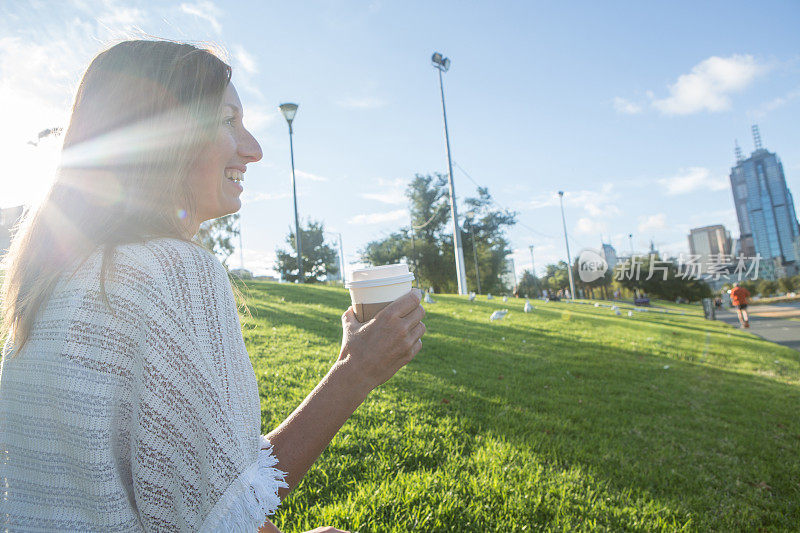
[186,83,262,230]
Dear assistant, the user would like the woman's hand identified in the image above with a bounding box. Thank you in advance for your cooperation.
[264,289,426,498]
[338,288,426,394]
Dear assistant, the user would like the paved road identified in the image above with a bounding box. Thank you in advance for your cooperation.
[716,302,800,351]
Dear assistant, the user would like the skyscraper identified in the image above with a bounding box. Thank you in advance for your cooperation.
[729,126,800,279]
[600,242,618,270]
[688,224,732,273]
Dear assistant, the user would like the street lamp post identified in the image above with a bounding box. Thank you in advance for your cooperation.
[326,231,346,285]
[558,191,576,300]
[431,52,468,295]
[279,103,303,283]
[628,233,635,258]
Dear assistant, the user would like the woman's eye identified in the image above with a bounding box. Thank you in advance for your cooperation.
[224,117,235,127]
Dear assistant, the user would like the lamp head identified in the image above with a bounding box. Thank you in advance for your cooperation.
[558,190,564,197]
[431,52,450,72]
[279,103,298,123]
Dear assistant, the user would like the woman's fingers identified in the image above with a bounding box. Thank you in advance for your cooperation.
[408,321,426,344]
[379,289,422,319]
[404,304,426,328]
[341,306,357,324]
[410,338,423,358]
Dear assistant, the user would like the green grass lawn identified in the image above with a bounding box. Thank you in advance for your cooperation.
[238,281,800,532]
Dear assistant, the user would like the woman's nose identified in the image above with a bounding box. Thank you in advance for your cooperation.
[240,128,262,163]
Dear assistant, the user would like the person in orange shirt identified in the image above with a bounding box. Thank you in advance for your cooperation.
[730,282,751,328]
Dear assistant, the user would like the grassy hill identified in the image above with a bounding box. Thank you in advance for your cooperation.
[238,281,800,532]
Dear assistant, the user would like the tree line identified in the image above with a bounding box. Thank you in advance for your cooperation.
[516,254,713,302]
[198,175,798,303]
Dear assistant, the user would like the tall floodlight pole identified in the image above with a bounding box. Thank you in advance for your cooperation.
[337,233,345,285]
[529,245,535,276]
[628,233,634,258]
[279,103,303,283]
[558,191,576,300]
[466,217,481,294]
[432,52,468,295]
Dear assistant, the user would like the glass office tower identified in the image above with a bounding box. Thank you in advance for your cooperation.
[730,127,800,278]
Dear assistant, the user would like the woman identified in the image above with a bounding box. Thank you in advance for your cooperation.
[0,40,425,532]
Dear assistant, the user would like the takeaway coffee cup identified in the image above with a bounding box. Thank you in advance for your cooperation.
[346,264,416,322]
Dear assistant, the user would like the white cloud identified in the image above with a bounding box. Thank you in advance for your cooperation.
[361,192,406,204]
[180,1,223,34]
[243,104,278,131]
[360,178,407,205]
[658,167,728,195]
[749,87,800,119]
[0,36,88,208]
[612,97,642,114]
[638,213,668,234]
[527,184,619,218]
[240,248,278,276]
[296,169,329,182]
[652,55,767,115]
[348,209,407,225]
[336,96,387,109]
[528,194,559,209]
[96,5,146,30]
[575,217,606,235]
[233,45,257,75]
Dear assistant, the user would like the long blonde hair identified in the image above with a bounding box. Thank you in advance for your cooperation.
[1,40,232,353]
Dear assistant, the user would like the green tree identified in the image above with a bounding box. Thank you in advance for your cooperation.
[516,270,541,298]
[540,261,570,293]
[462,186,517,295]
[194,213,239,267]
[757,279,779,297]
[739,280,758,295]
[573,255,614,299]
[276,219,339,283]
[778,276,795,294]
[361,174,516,294]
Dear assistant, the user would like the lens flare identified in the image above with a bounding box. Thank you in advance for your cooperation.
[176,209,187,220]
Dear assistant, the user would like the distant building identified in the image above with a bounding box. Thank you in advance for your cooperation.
[688,224,732,274]
[600,243,618,270]
[730,126,800,279]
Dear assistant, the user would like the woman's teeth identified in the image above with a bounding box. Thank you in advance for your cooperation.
[225,169,244,183]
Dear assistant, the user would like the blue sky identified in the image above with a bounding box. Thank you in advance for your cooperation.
[2,0,799,279]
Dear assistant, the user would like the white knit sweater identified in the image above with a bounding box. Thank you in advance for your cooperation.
[0,238,287,532]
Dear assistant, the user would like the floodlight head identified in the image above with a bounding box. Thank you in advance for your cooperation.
[558,190,564,197]
[279,103,298,123]
[431,52,450,71]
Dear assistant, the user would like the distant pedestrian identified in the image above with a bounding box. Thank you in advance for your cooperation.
[730,282,750,328]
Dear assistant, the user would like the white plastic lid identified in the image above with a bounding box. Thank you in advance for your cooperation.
[346,264,415,289]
